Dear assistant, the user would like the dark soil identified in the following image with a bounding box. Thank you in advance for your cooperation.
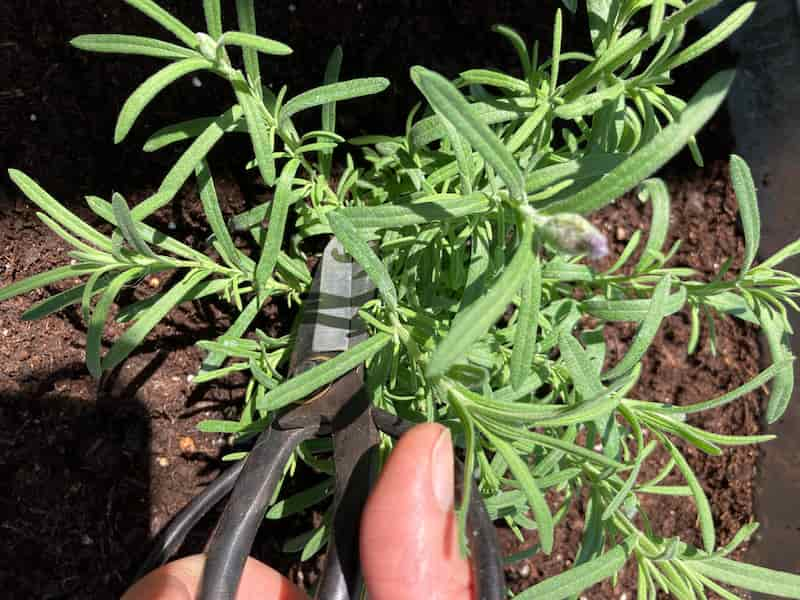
[0,2,752,599]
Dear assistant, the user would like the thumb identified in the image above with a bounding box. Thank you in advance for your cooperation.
[360,423,473,600]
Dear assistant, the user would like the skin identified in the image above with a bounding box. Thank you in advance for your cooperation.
[123,423,472,600]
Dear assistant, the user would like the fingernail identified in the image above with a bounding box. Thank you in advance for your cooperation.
[431,428,454,513]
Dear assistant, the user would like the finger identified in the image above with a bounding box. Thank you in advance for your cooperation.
[121,554,309,600]
[360,423,473,600]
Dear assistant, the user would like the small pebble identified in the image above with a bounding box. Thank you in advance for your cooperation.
[29,113,37,122]
[192,76,202,88]
[288,3,296,12]
[615,226,628,241]
[148,277,160,288]
[179,436,197,455]
[167,221,177,230]
[186,374,194,383]
[81,534,93,546]
[518,563,531,578]
[157,456,169,467]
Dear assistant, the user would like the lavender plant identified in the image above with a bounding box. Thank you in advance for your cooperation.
[3,0,800,597]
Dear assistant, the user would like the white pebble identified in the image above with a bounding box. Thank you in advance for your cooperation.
[29,114,37,122]
[167,221,177,230]
[518,563,531,577]
[192,76,202,88]
[186,374,194,383]
[288,3,296,12]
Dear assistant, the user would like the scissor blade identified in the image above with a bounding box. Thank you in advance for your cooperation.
[291,238,375,371]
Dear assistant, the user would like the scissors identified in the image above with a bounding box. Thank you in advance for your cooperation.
[137,238,506,600]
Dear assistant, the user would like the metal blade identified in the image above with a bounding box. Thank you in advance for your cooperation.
[290,238,376,371]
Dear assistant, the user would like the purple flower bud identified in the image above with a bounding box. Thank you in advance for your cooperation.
[539,213,609,260]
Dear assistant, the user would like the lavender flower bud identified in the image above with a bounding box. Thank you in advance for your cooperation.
[539,213,609,260]
[196,32,219,63]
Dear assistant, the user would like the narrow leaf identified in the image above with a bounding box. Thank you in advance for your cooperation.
[327,211,398,312]
[729,154,760,273]
[87,269,144,378]
[542,70,734,215]
[411,66,525,201]
[510,255,542,389]
[691,557,800,598]
[124,0,199,49]
[664,437,715,553]
[760,306,795,423]
[280,78,390,124]
[203,0,223,39]
[255,159,300,299]
[604,276,671,380]
[112,193,157,258]
[114,57,211,144]
[196,160,241,270]
[514,539,634,599]
[70,34,197,60]
[223,31,292,56]
[0,264,96,303]
[257,333,392,410]
[9,169,112,251]
[132,106,242,219]
[488,431,554,554]
[427,226,533,379]
[339,193,491,230]
[234,78,275,185]
[102,270,209,371]
[235,0,261,85]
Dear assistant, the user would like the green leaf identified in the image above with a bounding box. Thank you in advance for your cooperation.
[87,195,209,264]
[339,193,491,230]
[234,0,261,86]
[510,254,541,389]
[729,154,760,273]
[327,211,398,312]
[124,0,199,49]
[411,66,525,201]
[410,101,522,148]
[603,276,671,380]
[112,193,158,258]
[559,331,605,398]
[280,78,390,125]
[196,160,241,271]
[491,25,531,80]
[514,539,634,599]
[0,264,96,303]
[486,431,554,554]
[542,70,735,215]
[87,268,145,378]
[664,437,715,553]
[234,77,275,186]
[143,116,235,152]
[267,478,334,519]
[21,275,111,321]
[635,178,670,271]
[427,226,533,379]
[582,286,687,322]
[203,0,223,39]
[70,34,197,60]
[255,159,300,299]
[691,557,800,598]
[553,82,625,120]
[9,169,112,251]
[651,360,793,416]
[665,3,756,72]
[319,45,343,177]
[222,31,292,56]
[132,105,242,219]
[114,57,211,144]
[526,153,626,194]
[649,0,666,41]
[459,69,529,94]
[201,297,260,372]
[102,270,209,372]
[760,306,795,423]
[257,333,391,411]
[760,238,800,270]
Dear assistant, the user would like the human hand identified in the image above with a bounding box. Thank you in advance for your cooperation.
[122,423,472,600]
